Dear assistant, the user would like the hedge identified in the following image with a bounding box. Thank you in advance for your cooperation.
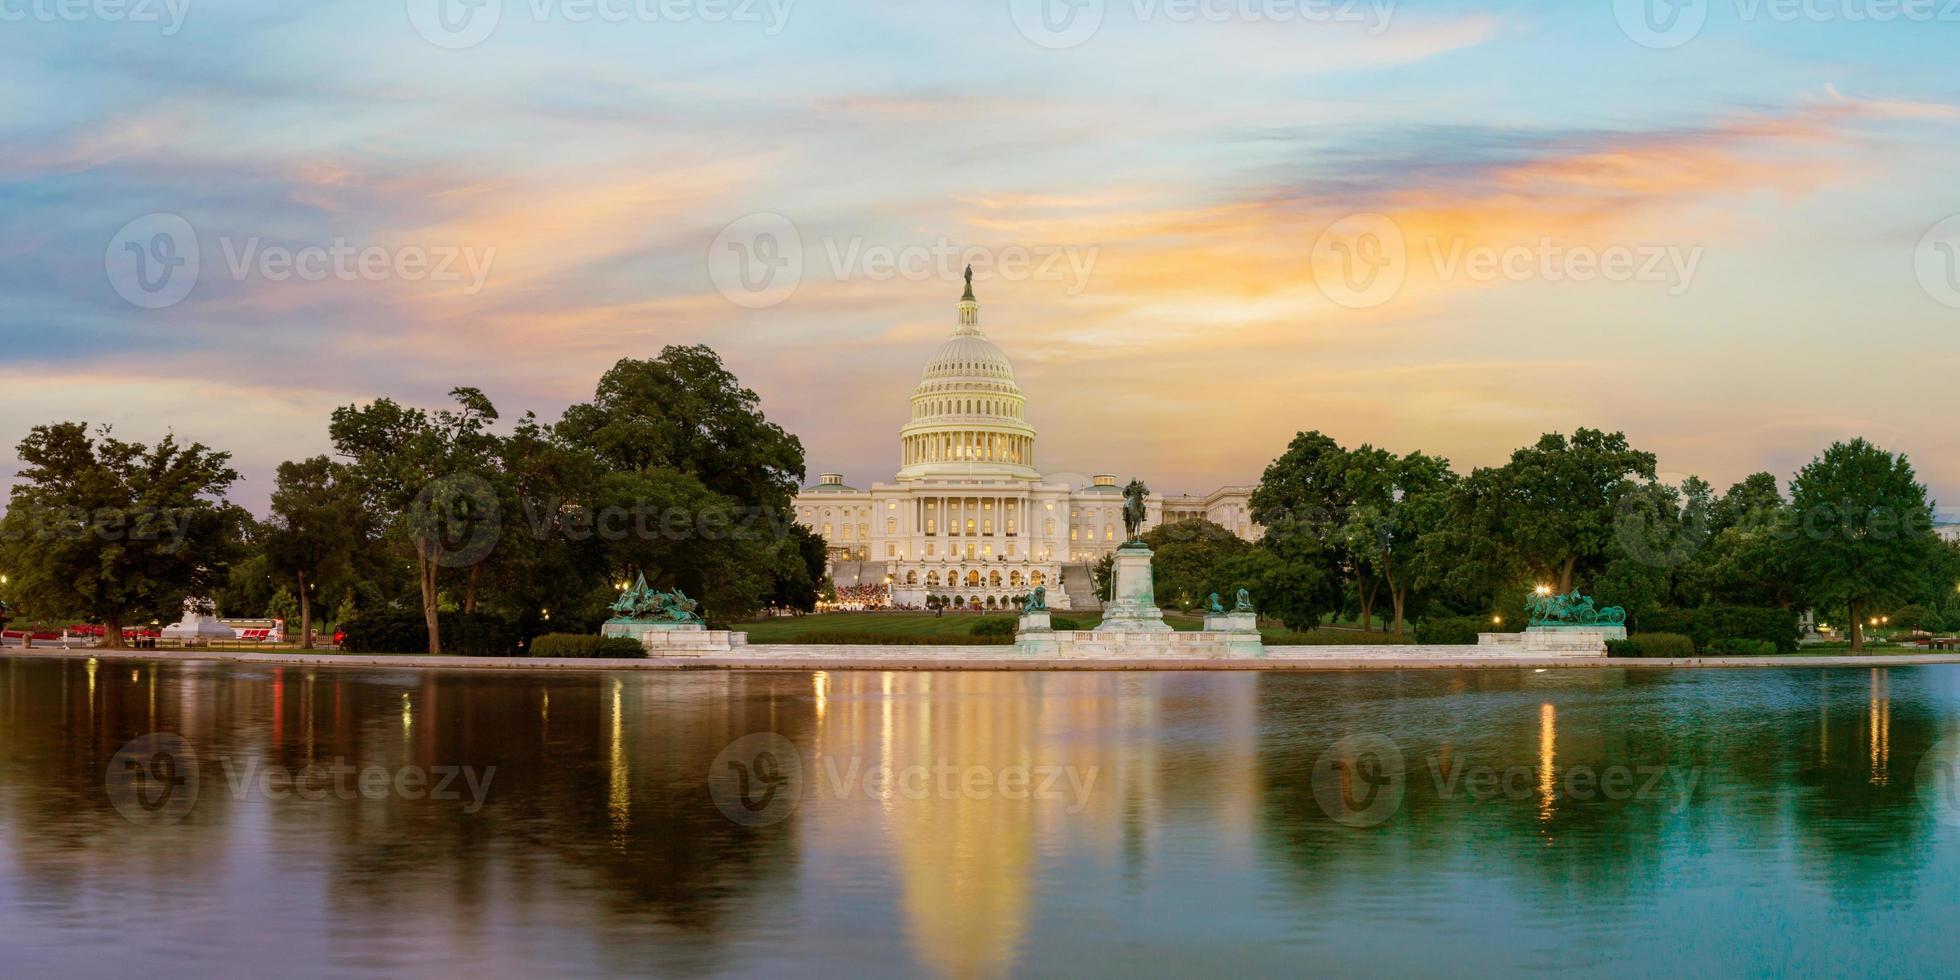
[529,633,647,659]
[1606,632,1697,658]
[339,610,522,657]
[752,632,1014,646]
[969,618,1018,638]
[1414,615,1516,646]
[1638,606,1800,653]
[1264,630,1418,646]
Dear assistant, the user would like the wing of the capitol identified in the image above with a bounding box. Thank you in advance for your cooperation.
[793,279,1262,611]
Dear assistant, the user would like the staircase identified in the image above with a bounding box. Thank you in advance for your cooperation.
[1060,563,1102,612]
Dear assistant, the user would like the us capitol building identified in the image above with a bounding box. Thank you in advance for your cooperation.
[793,277,1261,611]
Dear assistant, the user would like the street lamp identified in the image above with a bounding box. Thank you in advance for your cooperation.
[1534,584,1552,597]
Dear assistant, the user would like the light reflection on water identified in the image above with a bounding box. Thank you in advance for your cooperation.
[2,658,1958,977]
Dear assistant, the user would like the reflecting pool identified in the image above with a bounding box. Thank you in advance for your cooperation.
[2,658,1958,977]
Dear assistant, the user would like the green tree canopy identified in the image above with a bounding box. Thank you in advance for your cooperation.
[557,346,806,513]
[1789,438,1941,651]
[0,423,244,647]
[265,456,366,648]
[1458,428,1658,595]
[1142,518,1251,610]
[330,388,502,655]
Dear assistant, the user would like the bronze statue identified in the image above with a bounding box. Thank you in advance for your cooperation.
[609,572,706,626]
[1121,478,1149,542]
[1206,592,1226,614]
[1023,586,1047,614]
[1234,589,1255,613]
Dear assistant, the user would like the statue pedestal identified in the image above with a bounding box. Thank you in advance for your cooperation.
[161,602,234,646]
[1017,611,1052,633]
[1204,611,1258,632]
[1094,544,1171,633]
[603,621,746,656]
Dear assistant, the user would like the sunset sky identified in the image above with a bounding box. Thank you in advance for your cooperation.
[3,1,1958,511]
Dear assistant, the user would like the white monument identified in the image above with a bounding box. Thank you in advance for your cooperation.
[160,597,235,645]
[1094,542,1172,633]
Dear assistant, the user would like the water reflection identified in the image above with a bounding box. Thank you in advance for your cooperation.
[1,659,1957,977]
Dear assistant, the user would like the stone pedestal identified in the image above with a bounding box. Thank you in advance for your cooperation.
[1204,611,1258,632]
[1475,628,1616,656]
[161,601,234,646]
[1094,544,1172,633]
[1202,610,1264,658]
[602,621,747,656]
[1018,610,1052,633]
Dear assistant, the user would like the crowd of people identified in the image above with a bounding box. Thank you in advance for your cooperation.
[819,583,893,612]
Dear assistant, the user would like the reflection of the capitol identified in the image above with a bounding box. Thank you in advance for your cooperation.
[802,671,1261,980]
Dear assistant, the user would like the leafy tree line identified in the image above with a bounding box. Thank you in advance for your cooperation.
[1220,429,1956,651]
[0,346,827,651]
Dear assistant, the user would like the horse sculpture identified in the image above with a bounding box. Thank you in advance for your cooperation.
[1525,589,1626,628]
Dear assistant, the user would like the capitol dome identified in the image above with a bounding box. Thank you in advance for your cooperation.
[895,273,1040,482]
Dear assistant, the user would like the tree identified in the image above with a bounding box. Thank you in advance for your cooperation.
[264,456,365,648]
[1788,439,1942,652]
[0,423,243,648]
[557,346,806,513]
[557,346,815,622]
[770,524,829,612]
[1337,448,1456,636]
[1221,535,1336,633]
[1459,429,1658,595]
[1250,431,1371,626]
[1684,474,1806,610]
[1092,554,1115,603]
[1143,518,1250,610]
[330,388,502,655]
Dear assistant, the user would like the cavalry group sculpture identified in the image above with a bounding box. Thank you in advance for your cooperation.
[1524,589,1626,629]
[609,573,705,626]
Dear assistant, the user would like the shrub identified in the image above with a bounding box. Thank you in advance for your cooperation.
[528,633,652,659]
[1414,615,1512,646]
[969,618,1018,638]
[1638,606,1799,653]
[1705,638,1777,657]
[598,636,647,658]
[530,633,602,658]
[754,631,1012,646]
[1264,630,1416,646]
[1050,617,1082,631]
[340,611,521,657]
[1606,632,1697,658]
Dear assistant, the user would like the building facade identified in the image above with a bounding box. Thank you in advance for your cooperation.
[793,281,1260,611]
